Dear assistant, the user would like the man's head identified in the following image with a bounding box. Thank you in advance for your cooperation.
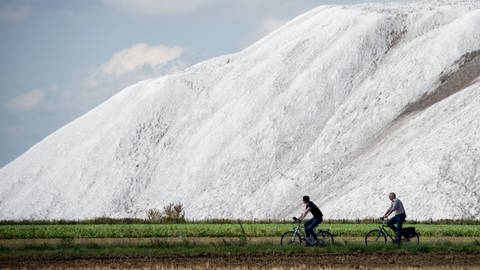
[303,195,310,204]
[389,192,396,201]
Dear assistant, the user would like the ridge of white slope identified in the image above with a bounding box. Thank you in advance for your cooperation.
[1,1,480,220]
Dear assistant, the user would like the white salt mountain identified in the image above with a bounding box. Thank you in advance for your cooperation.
[1,1,480,221]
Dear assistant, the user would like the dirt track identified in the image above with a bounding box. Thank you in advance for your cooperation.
[2,251,480,269]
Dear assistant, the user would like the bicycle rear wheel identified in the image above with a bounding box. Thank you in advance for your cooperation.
[365,229,387,246]
[402,232,420,246]
[281,231,302,246]
[317,230,334,246]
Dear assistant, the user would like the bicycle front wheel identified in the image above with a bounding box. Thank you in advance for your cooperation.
[281,231,302,246]
[365,229,387,246]
[317,230,334,246]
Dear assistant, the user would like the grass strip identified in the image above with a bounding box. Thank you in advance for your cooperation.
[1,239,479,259]
[1,223,479,239]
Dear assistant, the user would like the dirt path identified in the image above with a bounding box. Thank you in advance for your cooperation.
[2,251,480,269]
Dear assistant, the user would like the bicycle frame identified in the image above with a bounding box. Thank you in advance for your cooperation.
[377,219,397,242]
[290,221,316,245]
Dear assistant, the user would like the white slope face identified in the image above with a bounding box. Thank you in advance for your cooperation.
[1,1,480,220]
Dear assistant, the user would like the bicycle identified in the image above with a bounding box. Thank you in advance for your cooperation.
[365,217,419,246]
[280,217,334,246]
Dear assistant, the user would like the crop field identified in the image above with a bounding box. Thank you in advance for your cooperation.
[1,222,479,269]
[1,223,479,239]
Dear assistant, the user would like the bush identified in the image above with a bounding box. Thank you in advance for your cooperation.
[147,208,163,222]
[147,202,186,223]
[163,203,185,223]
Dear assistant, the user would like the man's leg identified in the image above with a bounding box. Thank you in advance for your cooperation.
[306,217,320,243]
[304,219,313,237]
[387,216,398,233]
[396,214,406,244]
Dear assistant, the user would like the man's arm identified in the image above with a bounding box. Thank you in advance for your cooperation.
[384,208,393,218]
[384,201,395,218]
[299,207,310,221]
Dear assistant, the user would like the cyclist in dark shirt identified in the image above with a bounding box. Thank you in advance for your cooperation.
[298,195,323,245]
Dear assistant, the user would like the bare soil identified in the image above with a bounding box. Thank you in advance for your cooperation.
[1,251,480,270]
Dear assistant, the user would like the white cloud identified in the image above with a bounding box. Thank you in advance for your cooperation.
[6,89,46,113]
[239,17,289,49]
[88,43,183,85]
[102,0,215,15]
[262,18,289,34]
[0,5,30,24]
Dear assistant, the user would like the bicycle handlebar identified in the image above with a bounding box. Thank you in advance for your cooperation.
[379,217,388,225]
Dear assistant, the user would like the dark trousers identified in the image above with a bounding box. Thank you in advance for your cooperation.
[387,213,406,243]
[304,216,322,242]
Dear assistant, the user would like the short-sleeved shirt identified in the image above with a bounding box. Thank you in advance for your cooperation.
[389,198,405,216]
[306,201,323,218]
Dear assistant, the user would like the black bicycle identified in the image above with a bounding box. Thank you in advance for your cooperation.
[281,217,334,246]
[365,218,419,246]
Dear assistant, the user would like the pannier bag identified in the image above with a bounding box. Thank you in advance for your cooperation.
[402,227,416,238]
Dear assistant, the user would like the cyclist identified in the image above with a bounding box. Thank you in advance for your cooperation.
[383,192,406,244]
[298,195,323,245]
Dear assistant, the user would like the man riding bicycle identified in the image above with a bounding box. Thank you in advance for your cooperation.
[383,192,406,244]
[298,195,323,245]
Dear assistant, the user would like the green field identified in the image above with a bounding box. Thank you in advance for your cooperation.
[1,221,479,264]
[2,239,480,261]
[1,223,479,239]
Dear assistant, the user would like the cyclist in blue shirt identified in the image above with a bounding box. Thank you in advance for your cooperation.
[298,195,323,245]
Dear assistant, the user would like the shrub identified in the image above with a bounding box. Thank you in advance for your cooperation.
[147,208,163,222]
[163,203,185,223]
[146,203,186,223]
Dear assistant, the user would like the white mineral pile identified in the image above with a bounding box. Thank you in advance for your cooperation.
[1,0,479,220]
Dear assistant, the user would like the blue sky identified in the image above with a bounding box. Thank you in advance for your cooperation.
[0,0,396,167]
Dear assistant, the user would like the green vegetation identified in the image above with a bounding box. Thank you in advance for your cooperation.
[1,223,479,239]
[0,224,287,239]
[1,220,479,260]
[1,239,480,259]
